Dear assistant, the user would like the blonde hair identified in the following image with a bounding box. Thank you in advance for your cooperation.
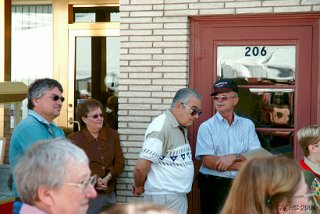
[297,125,320,157]
[220,156,302,214]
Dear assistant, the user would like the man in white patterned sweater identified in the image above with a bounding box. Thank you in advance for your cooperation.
[132,88,202,214]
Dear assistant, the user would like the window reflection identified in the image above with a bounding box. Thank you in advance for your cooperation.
[73,7,119,23]
[217,46,296,85]
[235,87,294,128]
[217,45,296,157]
[257,131,293,156]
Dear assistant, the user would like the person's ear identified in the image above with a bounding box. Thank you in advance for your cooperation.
[176,102,182,110]
[233,96,239,106]
[37,185,55,206]
[32,98,40,107]
[82,116,88,124]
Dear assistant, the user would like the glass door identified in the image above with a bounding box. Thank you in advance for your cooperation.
[217,45,296,156]
[68,28,120,132]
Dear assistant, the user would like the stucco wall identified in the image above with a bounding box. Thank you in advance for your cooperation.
[117,0,320,203]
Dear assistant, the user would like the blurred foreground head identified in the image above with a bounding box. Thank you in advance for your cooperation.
[221,156,308,214]
[14,138,97,214]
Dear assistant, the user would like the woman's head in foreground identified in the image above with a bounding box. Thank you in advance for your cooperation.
[221,156,309,214]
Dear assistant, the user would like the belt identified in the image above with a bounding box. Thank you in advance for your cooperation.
[199,173,233,181]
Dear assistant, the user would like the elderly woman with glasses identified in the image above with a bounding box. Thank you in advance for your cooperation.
[69,98,124,214]
[14,139,97,214]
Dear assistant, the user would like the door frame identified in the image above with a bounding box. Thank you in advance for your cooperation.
[188,12,320,214]
[68,24,119,130]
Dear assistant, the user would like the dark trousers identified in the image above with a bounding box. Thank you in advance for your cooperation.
[198,173,233,214]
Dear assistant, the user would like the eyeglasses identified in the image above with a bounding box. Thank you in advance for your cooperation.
[64,175,97,194]
[293,193,316,199]
[50,95,65,102]
[87,114,104,119]
[181,103,203,116]
[266,192,316,206]
[213,95,236,101]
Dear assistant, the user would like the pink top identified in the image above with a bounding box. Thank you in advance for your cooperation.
[20,203,47,214]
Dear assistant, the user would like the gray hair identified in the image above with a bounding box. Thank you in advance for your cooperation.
[27,78,63,109]
[14,138,88,204]
[171,88,202,108]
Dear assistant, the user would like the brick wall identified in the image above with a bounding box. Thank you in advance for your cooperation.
[117,0,320,203]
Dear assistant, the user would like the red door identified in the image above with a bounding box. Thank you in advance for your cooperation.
[188,13,320,214]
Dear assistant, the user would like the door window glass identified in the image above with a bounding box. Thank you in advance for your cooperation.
[217,45,296,156]
[73,6,119,23]
[11,4,53,120]
[74,36,120,130]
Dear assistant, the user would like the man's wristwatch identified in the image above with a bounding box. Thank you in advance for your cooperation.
[235,153,241,161]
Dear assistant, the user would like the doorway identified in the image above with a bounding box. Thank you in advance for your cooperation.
[189,13,320,214]
[68,28,120,133]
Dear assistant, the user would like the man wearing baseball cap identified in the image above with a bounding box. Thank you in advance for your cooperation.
[195,79,261,214]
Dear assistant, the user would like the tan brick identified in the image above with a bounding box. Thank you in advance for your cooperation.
[262,0,300,6]
[130,36,163,42]
[131,0,164,4]
[200,8,235,15]
[128,98,162,104]
[226,1,262,8]
[274,6,311,12]
[189,2,224,9]
[152,79,187,85]
[130,23,163,30]
[128,85,162,91]
[129,73,162,78]
[165,10,199,16]
[130,11,163,17]
[236,7,273,14]
[120,17,153,23]
[153,16,188,23]
[164,4,188,10]
[120,5,152,11]
[302,0,320,5]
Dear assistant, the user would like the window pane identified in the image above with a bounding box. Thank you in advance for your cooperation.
[217,46,296,85]
[73,7,119,23]
[11,4,53,119]
[257,130,293,156]
[235,87,294,128]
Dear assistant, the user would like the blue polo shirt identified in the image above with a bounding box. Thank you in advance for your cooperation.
[9,110,65,197]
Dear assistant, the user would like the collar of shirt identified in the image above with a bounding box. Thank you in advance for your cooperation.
[165,109,183,129]
[82,127,107,143]
[28,110,54,126]
[20,203,47,214]
[216,111,239,125]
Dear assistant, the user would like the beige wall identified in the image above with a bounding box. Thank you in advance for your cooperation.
[118,0,320,203]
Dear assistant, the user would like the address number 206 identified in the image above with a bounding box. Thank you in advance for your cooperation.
[245,46,267,56]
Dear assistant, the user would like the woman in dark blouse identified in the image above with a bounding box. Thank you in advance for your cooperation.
[69,98,124,214]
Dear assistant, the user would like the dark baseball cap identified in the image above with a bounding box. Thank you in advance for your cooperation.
[210,79,238,96]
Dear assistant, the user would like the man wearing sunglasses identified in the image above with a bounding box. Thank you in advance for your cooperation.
[132,88,202,214]
[9,78,66,214]
[195,79,261,214]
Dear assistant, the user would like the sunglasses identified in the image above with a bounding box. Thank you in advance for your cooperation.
[181,103,203,116]
[50,95,65,102]
[87,114,104,119]
[213,95,236,101]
